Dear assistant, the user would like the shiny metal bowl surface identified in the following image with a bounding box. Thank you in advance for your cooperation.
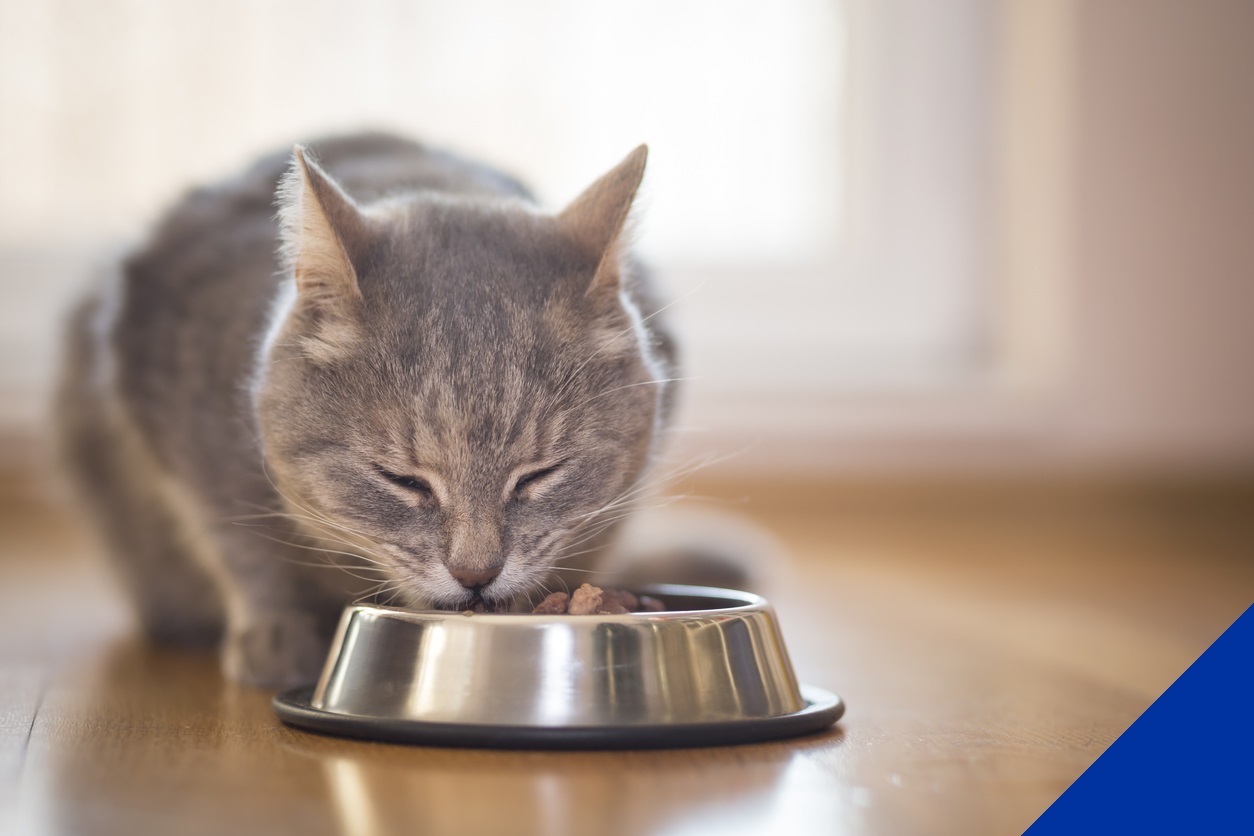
[276,585,844,748]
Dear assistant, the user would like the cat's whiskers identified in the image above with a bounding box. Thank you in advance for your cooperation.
[557,507,635,549]
[549,563,614,575]
[356,578,405,606]
[568,478,654,522]
[237,492,352,543]
[354,575,394,603]
[244,531,392,586]
[257,459,385,544]
[581,376,697,406]
[558,509,639,551]
[227,489,399,588]
[610,449,747,511]
[267,552,389,579]
[297,532,392,567]
[546,509,645,566]
[559,482,681,539]
[544,453,737,569]
[579,450,720,512]
[229,509,392,562]
[264,537,393,571]
[379,584,407,608]
[251,462,410,575]
[235,512,395,573]
[529,579,557,609]
[269,518,391,562]
[561,488,660,538]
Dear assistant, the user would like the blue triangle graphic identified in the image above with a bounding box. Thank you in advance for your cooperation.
[1024,604,1253,835]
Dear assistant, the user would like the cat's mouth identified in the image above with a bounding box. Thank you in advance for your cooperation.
[465,592,510,613]
[426,592,512,613]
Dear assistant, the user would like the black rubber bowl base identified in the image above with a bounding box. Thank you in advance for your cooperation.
[273,685,844,751]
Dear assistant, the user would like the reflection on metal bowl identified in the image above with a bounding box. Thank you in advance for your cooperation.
[274,585,844,749]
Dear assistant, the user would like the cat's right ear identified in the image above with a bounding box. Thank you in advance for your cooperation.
[277,147,367,319]
[559,145,648,303]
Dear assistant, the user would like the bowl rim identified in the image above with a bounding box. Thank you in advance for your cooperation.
[347,583,770,623]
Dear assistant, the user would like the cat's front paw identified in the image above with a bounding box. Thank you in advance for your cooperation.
[222,612,333,688]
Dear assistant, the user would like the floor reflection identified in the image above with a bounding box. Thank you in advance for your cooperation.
[22,636,325,836]
[23,633,853,836]
[289,726,847,836]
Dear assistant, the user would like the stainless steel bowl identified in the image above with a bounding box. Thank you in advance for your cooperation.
[274,585,844,749]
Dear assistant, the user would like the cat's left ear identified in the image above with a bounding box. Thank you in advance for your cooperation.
[277,146,368,315]
[559,145,647,301]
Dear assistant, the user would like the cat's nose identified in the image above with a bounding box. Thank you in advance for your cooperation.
[450,566,501,589]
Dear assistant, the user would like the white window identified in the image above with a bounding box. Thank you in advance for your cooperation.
[0,0,1038,461]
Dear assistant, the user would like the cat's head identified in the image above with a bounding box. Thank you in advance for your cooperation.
[254,145,671,610]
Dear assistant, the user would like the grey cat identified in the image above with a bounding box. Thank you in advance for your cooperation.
[57,133,678,687]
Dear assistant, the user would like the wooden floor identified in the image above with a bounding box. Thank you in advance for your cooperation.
[2,474,1252,836]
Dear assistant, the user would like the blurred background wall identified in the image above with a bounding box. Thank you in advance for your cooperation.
[1,0,1251,484]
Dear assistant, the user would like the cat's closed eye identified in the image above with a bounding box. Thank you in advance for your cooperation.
[376,466,436,500]
[512,462,565,499]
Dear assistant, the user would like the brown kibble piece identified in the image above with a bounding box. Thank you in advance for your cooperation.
[596,604,631,615]
[528,584,666,615]
[567,583,604,615]
[600,588,639,611]
[532,591,570,614]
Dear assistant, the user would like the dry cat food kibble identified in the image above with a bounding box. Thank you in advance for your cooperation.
[532,584,666,615]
